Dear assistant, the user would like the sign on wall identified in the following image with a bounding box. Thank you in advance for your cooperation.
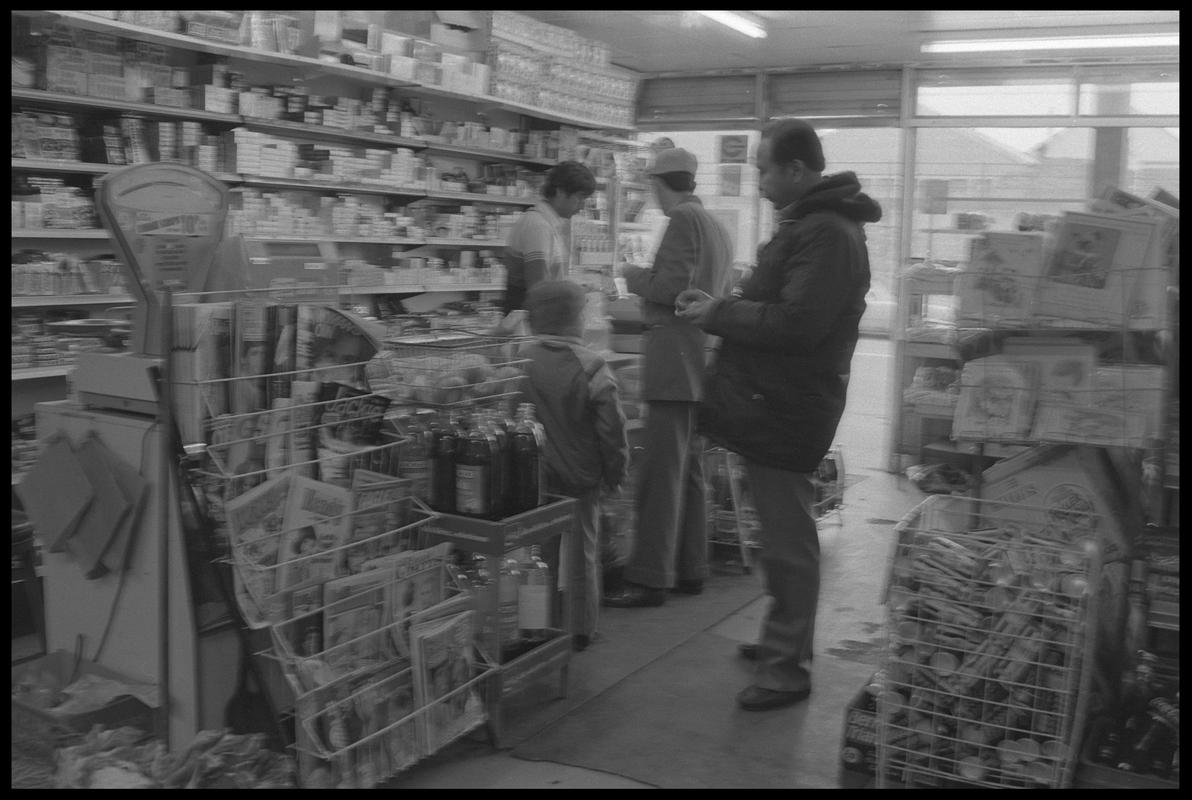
[718,135,749,164]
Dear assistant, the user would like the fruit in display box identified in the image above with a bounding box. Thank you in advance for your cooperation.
[366,352,526,405]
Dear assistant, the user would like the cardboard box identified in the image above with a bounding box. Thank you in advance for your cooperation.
[39,45,89,95]
[146,86,192,108]
[88,74,128,101]
[388,55,420,81]
[86,51,124,79]
[429,22,487,53]
[12,650,158,754]
[979,444,1132,564]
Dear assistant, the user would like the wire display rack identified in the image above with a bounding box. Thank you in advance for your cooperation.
[368,329,532,411]
[876,495,1102,789]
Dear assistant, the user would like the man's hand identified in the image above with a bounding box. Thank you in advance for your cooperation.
[675,289,717,325]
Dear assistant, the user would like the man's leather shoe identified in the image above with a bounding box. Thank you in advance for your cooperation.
[736,684,811,711]
[602,584,667,608]
[671,579,704,595]
[738,643,760,661]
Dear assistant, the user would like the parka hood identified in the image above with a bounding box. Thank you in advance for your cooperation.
[786,171,882,225]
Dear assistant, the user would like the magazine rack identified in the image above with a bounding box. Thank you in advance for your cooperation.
[875,495,1101,789]
[171,286,514,786]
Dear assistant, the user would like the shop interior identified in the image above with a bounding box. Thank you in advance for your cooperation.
[11,10,1179,789]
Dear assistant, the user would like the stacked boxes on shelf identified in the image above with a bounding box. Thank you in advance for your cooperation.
[489,10,637,128]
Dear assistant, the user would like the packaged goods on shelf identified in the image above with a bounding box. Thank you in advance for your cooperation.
[878,494,1103,788]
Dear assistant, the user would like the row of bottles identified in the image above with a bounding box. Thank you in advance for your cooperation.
[1088,650,1179,781]
[397,403,547,520]
[450,545,554,662]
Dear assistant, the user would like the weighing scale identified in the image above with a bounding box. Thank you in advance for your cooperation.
[73,163,229,414]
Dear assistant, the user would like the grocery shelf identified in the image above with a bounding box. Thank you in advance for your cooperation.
[11,229,110,239]
[232,175,425,198]
[340,284,504,295]
[16,10,634,133]
[423,189,536,207]
[12,366,73,381]
[11,158,113,175]
[12,295,133,307]
[12,88,243,125]
[239,117,426,149]
[422,141,556,169]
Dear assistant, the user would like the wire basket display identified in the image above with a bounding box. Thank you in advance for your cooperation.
[876,495,1102,789]
[280,592,497,789]
[368,330,532,410]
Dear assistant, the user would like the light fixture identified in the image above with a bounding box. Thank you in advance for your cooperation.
[695,11,767,40]
[922,32,1179,54]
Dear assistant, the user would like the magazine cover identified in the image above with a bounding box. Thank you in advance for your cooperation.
[1089,185,1178,329]
[296,304,381,389]
[951,355,1041,441]
[318,382,392,445]
[170,302,225,444]
[278,475,353,591]
[231,300,276,416]
[343,470,414,573]
[323,568,397,676]
[1029,401,1150,448]
[999,337,1098,406]
[278,583,325,659]
[262,397,294,479]
[1035,211,1160,326]
[362,666,422,779]
[224,473,292,624]
[372,542,453,659]
[289,379,322,478]
[1090,363,1165,441]
[198,301,234,424]
[268,302,298,405]
[409,610,486,754]
[954,232,1046,327]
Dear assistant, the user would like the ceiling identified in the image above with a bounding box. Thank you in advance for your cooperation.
[518,10,1180,75]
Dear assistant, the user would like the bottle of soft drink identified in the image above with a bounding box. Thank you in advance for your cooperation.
[480,409,511,520]
[511,403,546,513]
[497,556,524,660]
[398,409,435,505]
[428,411,459,513]
[518,544,552,644]
[455,410,496,518]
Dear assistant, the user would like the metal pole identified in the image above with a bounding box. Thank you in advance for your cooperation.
[157,287,173,749]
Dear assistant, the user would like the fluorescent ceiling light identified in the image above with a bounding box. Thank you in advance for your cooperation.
[695,11,767,39]
[922,33,1179,54]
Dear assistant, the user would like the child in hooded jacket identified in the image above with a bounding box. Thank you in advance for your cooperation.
[519,280,629,651]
